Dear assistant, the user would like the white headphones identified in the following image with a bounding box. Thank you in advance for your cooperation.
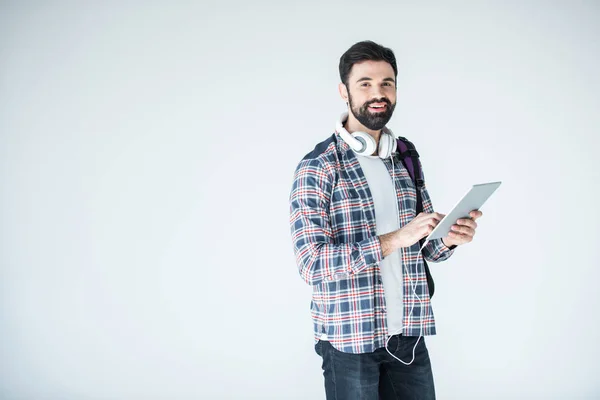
[336,111,397,158]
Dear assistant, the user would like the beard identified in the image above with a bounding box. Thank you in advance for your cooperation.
[348,91,396,131]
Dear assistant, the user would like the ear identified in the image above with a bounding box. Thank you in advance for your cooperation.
[338,83,349,104]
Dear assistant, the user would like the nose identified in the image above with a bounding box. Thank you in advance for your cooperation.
[369,87,387,102]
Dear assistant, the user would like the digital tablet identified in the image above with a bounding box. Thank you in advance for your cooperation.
[421,181,502,250]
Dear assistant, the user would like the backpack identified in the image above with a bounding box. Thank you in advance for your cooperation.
[394,137,436,298]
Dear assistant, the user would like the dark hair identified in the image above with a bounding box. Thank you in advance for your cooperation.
[339,40,398,87]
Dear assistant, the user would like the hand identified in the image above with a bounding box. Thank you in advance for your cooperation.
[394,212,445,249]
[442,210,483,248]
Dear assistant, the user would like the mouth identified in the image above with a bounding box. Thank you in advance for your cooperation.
[368,103,387,113]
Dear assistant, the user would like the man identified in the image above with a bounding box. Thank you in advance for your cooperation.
[289,40,483,400]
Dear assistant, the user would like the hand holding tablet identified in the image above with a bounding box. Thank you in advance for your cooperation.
[421,181,502,250]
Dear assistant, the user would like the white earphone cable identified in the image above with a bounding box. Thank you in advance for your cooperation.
[384,155,425,366]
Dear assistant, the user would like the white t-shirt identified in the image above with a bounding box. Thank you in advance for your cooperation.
[355,154,404,335]
[321,153,404,341]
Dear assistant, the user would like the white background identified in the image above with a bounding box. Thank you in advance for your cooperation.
[1,1,599,399]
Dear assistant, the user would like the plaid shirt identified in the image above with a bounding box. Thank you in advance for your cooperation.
[289,131,455,354]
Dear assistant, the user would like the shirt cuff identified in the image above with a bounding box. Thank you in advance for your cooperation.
[427,238,456,262]
[350,235,383,275]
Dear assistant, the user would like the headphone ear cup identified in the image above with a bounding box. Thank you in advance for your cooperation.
[352,132,377,156]
[378,132,395,159]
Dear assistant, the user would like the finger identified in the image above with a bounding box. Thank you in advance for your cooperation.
[456,218,478,229]
[447,231,473,243]
[470,210,483,220]
[423,223,436,236]
[450,225,475,236]
[423,212,445,223]
[413,213,434,226]
[422,217,441,228]
[450,224,473,235]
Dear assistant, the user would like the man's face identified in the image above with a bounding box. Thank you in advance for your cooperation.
[345,60,397,130]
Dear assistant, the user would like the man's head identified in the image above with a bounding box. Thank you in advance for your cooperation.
[338,41,398,131]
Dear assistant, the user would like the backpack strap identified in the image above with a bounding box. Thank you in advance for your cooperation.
[395,137,435,298]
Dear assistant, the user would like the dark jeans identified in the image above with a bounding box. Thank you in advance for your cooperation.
[314,335,436,400]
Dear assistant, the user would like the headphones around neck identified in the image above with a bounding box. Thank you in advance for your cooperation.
[336,111,397,159]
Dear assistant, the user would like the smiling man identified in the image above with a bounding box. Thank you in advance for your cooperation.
[289,41,483,400]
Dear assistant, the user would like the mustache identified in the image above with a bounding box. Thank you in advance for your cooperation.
[365,98,392,107]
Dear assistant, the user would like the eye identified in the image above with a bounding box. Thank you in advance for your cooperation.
[361,83,370,87]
